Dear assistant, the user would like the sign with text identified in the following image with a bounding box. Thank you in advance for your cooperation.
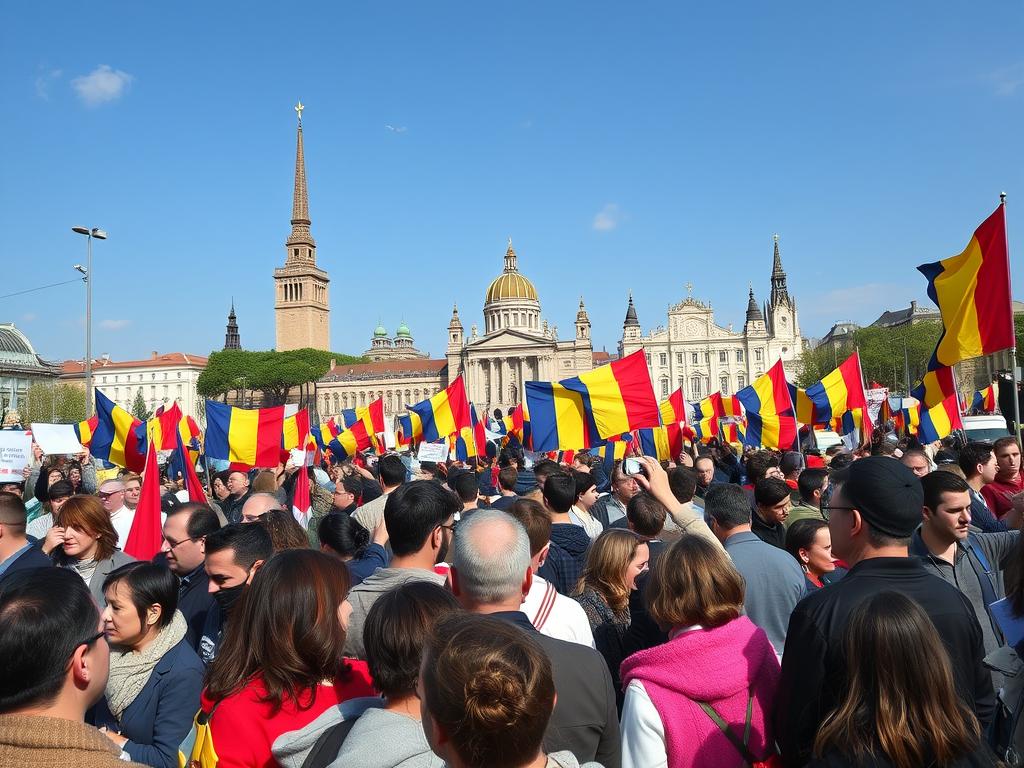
[416,441,449,463]
[0,431,32,481]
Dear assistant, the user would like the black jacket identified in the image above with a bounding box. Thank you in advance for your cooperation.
[222,492,249,524]
[491,611,621,768]
[0,543,52,585]
[176,565,215,652]
[751,509,786,549]
[807,741,1000,768]
[775,557,996,768]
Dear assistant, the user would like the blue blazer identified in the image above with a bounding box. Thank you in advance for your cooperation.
[92,637,204,768]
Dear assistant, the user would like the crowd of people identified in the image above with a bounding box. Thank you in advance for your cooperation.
[1,424,1024,768]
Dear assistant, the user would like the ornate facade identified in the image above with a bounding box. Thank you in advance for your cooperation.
[362,322,429,361]
[619,236,803,402]
[274,103,330,352]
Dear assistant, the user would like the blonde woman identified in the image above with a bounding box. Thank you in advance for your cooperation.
[573,528,648,707]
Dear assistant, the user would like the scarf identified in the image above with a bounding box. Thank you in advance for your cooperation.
[105,610,188,720]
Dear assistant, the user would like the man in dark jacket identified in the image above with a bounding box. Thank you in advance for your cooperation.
[0,492,51,585]
[775,457,996,767]
[450,509,621,768]
[751,477,790,549]
[537,473,590,594]
[221,470,251,524]
[160,502,222,650]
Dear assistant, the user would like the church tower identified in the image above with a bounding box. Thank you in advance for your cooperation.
[763,234,802,366]
[223,300,241,350]
[274,102,331,351]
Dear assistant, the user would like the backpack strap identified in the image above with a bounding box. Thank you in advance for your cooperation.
[301,718,360,768]
[696,689,757,766]
[966,533,1004,643]
[532,581,558,630]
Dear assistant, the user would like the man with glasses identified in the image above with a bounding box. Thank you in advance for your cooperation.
[343,480,458,659]
[97,479,133,549]
[161,502,222,651]
[330,474,362,516]
[0,568,140,766]
[591,460,640,529]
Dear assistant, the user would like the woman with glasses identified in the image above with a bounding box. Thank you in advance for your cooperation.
[90,562,203,768]
[49,495,134,608]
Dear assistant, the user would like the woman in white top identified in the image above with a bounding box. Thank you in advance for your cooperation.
[569,471,604,541]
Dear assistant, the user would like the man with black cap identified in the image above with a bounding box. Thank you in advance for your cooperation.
[774,457,995,768]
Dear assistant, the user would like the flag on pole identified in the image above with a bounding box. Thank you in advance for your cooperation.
[918,394,965,443]
[122,439,163,560]
[801,352,873,438]
[169,430,207,504]
[408,378,471,444]
[74,414,99,447]
[971,385,997,413]
[204,400,287,469]
[92,390,145,472]
[911,364,959,410]
[736,360,798,450]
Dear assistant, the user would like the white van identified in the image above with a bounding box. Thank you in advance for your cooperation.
[962,415,1011,442]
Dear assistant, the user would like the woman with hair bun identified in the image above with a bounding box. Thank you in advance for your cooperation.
[418,612,603,768]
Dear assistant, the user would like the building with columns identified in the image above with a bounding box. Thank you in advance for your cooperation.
[619,236,803,402]
[316,241,603,422]
[274,102,331,352]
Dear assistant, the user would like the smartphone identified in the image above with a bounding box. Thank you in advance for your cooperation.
[622,457,643,476]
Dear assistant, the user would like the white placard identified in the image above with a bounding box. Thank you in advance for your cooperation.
[416,442,449,463]
[31,423,86,456]
[0,431,33,480]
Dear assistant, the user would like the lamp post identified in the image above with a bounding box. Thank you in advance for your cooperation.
[72,226,107,417]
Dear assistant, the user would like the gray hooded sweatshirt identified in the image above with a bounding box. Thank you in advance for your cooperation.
[334,707,443,768]
[272,697,383,768]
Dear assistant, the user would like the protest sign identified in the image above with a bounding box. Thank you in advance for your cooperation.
[0,431,32,481]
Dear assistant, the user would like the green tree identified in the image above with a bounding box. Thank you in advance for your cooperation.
[130,388,153,421]
[197,348,367,407]
[18,382,88,425]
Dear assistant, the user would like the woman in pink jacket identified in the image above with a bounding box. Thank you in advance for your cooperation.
[620,535,781,768]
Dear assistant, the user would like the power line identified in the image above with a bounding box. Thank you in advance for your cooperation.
[0,278,82,300]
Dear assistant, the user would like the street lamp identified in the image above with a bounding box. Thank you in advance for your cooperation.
[71,227,107,417]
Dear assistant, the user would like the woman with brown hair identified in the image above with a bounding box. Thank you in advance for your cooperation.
[49,495,134,608]
[256,509,310,552]
[809,591,997,768]
[573,528,648,703]
[619,535,780,768]
[419,612,590,768]
[785,518,839,591]
[198,549,374,767]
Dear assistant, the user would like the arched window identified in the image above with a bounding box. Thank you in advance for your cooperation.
[737,375,746,389]
[720,376,729,395]
[690,376,703,399]
[661,378,669,397]
[360,392,366,406]
[332,393,339,412]
[387,391,393,412]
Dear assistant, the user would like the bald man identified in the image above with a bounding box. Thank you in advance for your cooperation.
[98,479,134,548]
[241,493,284,523]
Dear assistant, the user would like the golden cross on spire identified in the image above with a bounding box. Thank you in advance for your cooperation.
[295,101,304,125]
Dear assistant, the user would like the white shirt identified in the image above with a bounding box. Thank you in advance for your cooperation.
[108,505,135,549]
[521,575,596,648]
[570,505,604,541]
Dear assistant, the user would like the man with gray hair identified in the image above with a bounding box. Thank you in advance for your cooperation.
[449,509,621,768]
[98,478,133,547]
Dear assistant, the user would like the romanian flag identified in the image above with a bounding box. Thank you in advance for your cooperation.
[205,400,287,469]
[736,360,798,450]
[635,427,672,461]
[789,385,817,426]
[501,403,532,449]
[339,409,359,429]
[526,351,660,452]
[122,439,162,560]
[691,393,724,442]
[590,437,629,477]
[409,378,471,444]
[918,394,965,443]
[92,390,145,472]
[328,419,375,462]
[282,408,311,452]
[721,421,746,445]
[168,430,208,505]
[454,404,488,462]
[721,395,743,419]
[658,388,693,460]
[395,414,414,448]
[911,364,958,409]
[887,398,921,436]
[139,402,202,458]
[802,352,872,438]
[74,414,99,447]
[972,385,997,413]
[314,417,342,451]
[918,205,1014,367]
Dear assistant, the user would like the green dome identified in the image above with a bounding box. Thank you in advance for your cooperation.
[373,324,388,338]
[395,321,412,338]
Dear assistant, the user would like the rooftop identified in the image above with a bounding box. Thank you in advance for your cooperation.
[61,351,209,376]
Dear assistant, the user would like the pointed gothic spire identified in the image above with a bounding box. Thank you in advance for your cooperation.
[624,291,639,327]
[745,284,764,323]
[224,300,241,350]
[769,233,790,306]
[287,101,315,250]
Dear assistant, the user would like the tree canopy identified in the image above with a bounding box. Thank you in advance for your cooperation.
[197,348,367,406]
[17,382,88,426]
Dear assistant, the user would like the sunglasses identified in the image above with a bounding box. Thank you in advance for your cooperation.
[97,490,124,499]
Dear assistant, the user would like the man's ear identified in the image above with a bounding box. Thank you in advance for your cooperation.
[921,505,934,523]
[197,536,206,556]
[537,543,550,569]
[521,568,533,602]
[449,566,461,597]
[247,559,267,584]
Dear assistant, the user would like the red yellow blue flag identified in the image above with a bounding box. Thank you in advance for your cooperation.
[736,360,798,450]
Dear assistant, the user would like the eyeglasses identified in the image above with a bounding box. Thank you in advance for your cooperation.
[78,630,106,649]
[163,535,199,550]
[821,503,857,517]
[97,490,124,499]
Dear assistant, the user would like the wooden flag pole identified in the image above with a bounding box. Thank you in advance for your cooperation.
[1002,192,1022,440]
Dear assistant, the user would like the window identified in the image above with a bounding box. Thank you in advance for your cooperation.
[151,373,156,381]
[736,349,744,363]
[177,384,182,396]
[738,374,746,389]
[676,352,682,364]
[162,385,168,397]
[163,372,168,380]
[661,378,670,396]
[704,352,710,363]
[755,349,763,362]
[719,350,727,363]
[691,353,698,364]
[101,376,106,384]
[659,353,667,367]
[690,376,703,399]
[720,376,729,395]
[646,354,651,366]
[177,372,182,379]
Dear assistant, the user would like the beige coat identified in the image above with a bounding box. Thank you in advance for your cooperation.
[0,714,148,768]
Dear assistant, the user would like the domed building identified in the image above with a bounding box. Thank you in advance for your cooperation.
[0,323,61,423]
[361,321,429,362]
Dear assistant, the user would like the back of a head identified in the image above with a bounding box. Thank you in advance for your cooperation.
[0,491,27,534]
[814,591,979,768]
[204,522,273,570]
[831,457,923,548]
[626,492,667,538]
[250,470,278,494]
[797,468,828,503]
[166,502,222,539]
[422,612,555,768]
[572,469,596,499]
[829,451,854,470]
[532,459,561,489]
[780,451,805,477]
[258,509,311,552]
[704,483,752,530]
[206,549,350,711]
[646,535,744,630]
[378,454,407,488]
[668,466,698,503]
[506,498,551,558]
[0,568,100,714]
[497,466,518,493]
[318,513,369,558]
[451,471,479,504]
[744,450,779,484]
[384,481,460,557]
[47,479,75,501]
[452,509,531,605]
[541,472,575,514]
[363,581,460,700]
[754,477,791,507]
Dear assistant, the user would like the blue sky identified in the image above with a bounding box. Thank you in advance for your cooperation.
[2,2,1022,364]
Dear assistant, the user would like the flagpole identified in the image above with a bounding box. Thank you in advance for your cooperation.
[1002,192,1022,441]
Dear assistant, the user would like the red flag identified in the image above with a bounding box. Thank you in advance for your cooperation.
[177,431,208,505]
[123,440,163,561]
[292,460,312,530]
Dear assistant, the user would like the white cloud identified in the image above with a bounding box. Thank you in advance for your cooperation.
[384,124,408,133]
[99,319,130,331]
[71,65,134,107]
[34,67,62,100]
[984,62,1024,96]
[21,312,37,322]
[592,203,622,232]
